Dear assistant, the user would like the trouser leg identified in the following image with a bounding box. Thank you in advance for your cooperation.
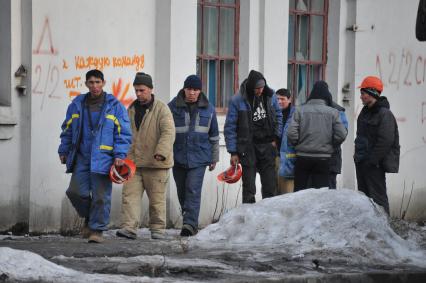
[241,165,257,203]
[66,155,91,220]
[310,158,330,189]
[181,166,206,229]
[255,143,277,199]
[173,166,187,213]
[88,173,112,231]
[356,163,389,214]
[294,156,311,191]
[143,168,169,233]
[120,168,144,233]
[329,173,337,189]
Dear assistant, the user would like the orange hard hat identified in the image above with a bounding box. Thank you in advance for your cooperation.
[217,164,242,184]
[109,158,136,184]
[358,76,384,93]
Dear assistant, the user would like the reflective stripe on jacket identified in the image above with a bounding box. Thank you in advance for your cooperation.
[168,90,219,168]
[58,92,132,174]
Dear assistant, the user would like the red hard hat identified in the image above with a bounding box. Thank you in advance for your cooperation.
[217,164,242,184]
[109,158,136,184]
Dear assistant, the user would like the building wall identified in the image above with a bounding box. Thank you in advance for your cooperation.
[0,0,31,231]
[352,0,426,220]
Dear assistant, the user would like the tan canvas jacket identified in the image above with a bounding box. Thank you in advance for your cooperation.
[127,97,175,169]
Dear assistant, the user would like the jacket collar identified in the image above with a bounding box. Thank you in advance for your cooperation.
[306,99,328,106]
[129,95,156,111]
[176,89,209,108]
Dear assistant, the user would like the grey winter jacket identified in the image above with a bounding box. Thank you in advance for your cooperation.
[287,99,347,158]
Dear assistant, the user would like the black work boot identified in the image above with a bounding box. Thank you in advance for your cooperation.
[180,224,197,237]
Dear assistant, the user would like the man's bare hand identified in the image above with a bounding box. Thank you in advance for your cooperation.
[114,158,124,166]
[154,154,166,161]
[60,156,67,164]
[209,162,216,171]
[230,154,239,166]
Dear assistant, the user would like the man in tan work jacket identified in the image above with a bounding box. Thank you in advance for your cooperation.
[116,72,175,240]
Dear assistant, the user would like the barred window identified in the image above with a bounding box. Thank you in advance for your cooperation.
[197,0,240,112]
[288,0,328,105]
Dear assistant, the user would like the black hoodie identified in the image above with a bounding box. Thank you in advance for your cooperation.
[241,70,276,143]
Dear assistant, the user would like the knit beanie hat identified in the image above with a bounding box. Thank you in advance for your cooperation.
[308,80,332,106]
[183,75,202,90]
[133,72,153,88]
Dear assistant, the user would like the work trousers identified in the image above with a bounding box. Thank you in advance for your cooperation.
[172,166,206,229]
[355,162,389,214]
[66,154,112,231]
[294,156,330,191]
[120,167,169,234]
[241,143,277,203]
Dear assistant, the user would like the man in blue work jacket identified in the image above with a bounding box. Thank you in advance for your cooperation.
[168,75,219,237]
[58,69,132,243]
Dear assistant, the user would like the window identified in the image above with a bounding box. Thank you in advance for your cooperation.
[197,0,239,112]
[288,0,328,105]
[0,0,11,106]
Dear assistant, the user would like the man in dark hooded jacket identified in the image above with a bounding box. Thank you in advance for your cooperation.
[287,81,347,191]
[354,76,400,214]
[224,70,282,203]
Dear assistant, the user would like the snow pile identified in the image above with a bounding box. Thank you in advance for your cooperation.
[0,247,160,283]
[192,188,426,266]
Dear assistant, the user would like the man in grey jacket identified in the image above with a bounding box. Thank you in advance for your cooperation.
[287,81,347,191]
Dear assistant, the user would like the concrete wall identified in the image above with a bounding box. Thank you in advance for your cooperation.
[0,0,32,232]
[326,0,357,190]
[352,0,426,220]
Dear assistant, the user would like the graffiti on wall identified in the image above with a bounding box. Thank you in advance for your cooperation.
[63,54,143,107]
[376,49,426,89]
[376,49,426,145]
[32,16,143,109]
[32,17,61,110]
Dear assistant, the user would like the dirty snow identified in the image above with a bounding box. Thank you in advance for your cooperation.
[191,188,426,266]
[0,247,163,283]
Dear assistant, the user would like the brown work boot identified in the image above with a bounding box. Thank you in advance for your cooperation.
[81,224,91,239]
[88,231,104,243]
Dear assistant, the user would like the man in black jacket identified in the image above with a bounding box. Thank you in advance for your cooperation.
[354,76,400,214]
[224,70,282,203]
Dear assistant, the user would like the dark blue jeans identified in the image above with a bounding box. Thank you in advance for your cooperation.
[172,166,206,229]
[66,154,112,231]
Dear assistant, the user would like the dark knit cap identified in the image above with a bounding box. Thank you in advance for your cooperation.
[276,88,291,98]
[307,80,332,106]
[133,72,153,88]
[360,88,381,99]
[184,75,202,90]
